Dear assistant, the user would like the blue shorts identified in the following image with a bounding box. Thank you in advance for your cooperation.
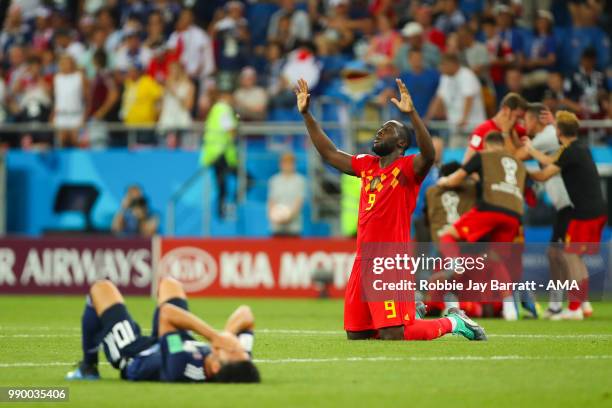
[98,304,155,370]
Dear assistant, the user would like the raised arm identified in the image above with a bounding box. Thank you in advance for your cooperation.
[390,78,434,178]
[437,168,468,188]
[528,164,561,182]
[296,79,354,175]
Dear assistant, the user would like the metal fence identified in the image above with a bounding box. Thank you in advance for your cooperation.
[2,115,612,237]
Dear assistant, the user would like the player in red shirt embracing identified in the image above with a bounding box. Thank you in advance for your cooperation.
[296,78,486,341]
[463,93,528,164]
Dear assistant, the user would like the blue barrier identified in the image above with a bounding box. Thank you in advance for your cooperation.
[6,147,612,238]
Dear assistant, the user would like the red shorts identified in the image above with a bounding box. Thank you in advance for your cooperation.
[344,257,415,332]
[565,215,607,254]
[454,208,521,243]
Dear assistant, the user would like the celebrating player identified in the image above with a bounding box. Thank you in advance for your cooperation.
[463,93,528,163]
[524,111,606,320]
[437,131,526,320]
[66,278,260,382]
[517,104,574,318]
[296,77,486,341]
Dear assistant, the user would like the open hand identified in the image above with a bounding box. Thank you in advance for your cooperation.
[390,78,414,114]
[539,108,554,126]
[295,78,311,114]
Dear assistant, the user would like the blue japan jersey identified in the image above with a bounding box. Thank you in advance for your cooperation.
[160,331,211,382]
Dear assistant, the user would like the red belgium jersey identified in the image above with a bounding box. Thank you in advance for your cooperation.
[351,154,423,256]
[469,119,526,151]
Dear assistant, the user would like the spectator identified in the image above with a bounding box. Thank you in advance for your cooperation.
[542,71,582,114]
[425,53,486,143]
[456,25,490,82]
[167,8,216,91]
[53,28,86,62]
[264,41,295,110]
[568,48,609,118]
[143,10,167,51]
[31,7,53,54]
[9,56,52,127]
[504,65,525,97]
[120,62,164,143]
[267,0,312,50]
[394,22,441,73]
[364,14,401,78]
[267,152,306,237]
[564,0,610,73]
[413,4,446,51]
[79,28,112,78]
[381,48,439,117]
[233,67,268,121]
[200,85,238,218]
[111,185,159,237]
[158,61,195,138]
[314,0,357,56]
[523,10,556,91]
[6,45,28,91]
[114,30,153,72]
[212,1,250,79]
[52,54,87,147]
[0,5,31,55]
[490,4,524,98]
[96,8,123,53]
[88,49,119,147]
[433,0,466,35]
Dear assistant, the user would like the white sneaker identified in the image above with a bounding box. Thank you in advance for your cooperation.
[550,308,584,321]
[542,307,562,320]
[582,301,593,318]
[502,302,518,321]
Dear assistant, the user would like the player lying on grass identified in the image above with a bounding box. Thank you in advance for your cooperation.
[66,278,260,382]
[297,77,486,341]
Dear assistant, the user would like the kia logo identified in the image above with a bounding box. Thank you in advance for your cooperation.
[159,247,217,291]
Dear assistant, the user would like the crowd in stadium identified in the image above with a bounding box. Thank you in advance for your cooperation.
[0,0,609,148]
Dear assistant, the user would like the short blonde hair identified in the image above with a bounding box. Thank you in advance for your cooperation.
[555,110,579,137]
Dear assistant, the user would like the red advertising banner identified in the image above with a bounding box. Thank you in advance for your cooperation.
[157,238,357,297]
[0,237,153,295]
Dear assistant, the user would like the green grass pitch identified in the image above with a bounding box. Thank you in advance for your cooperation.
[1,296,611,407]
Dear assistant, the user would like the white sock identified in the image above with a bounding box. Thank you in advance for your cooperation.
[444,300,459,310]
[503,296,517,318]
[447,316,457,332]
[548,290,563,311]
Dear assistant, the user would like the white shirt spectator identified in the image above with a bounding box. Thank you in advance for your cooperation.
[436,66,485,130]
[167,25,215,79]
[114,46,153,71]
[267,8,311,45]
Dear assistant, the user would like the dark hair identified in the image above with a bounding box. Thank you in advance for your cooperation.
[485,131,504,145]
[500,92,527,111]
[481,16,496,26]
[581,47,596,60]
[440,161,461,177]
[93,49,107,68]
[27,55,42,65]
[525,102,546,116]
[212,361,261,383]
[441,52,460,65]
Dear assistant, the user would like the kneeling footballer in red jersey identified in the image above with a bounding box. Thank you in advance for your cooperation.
[297,77,486,341]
